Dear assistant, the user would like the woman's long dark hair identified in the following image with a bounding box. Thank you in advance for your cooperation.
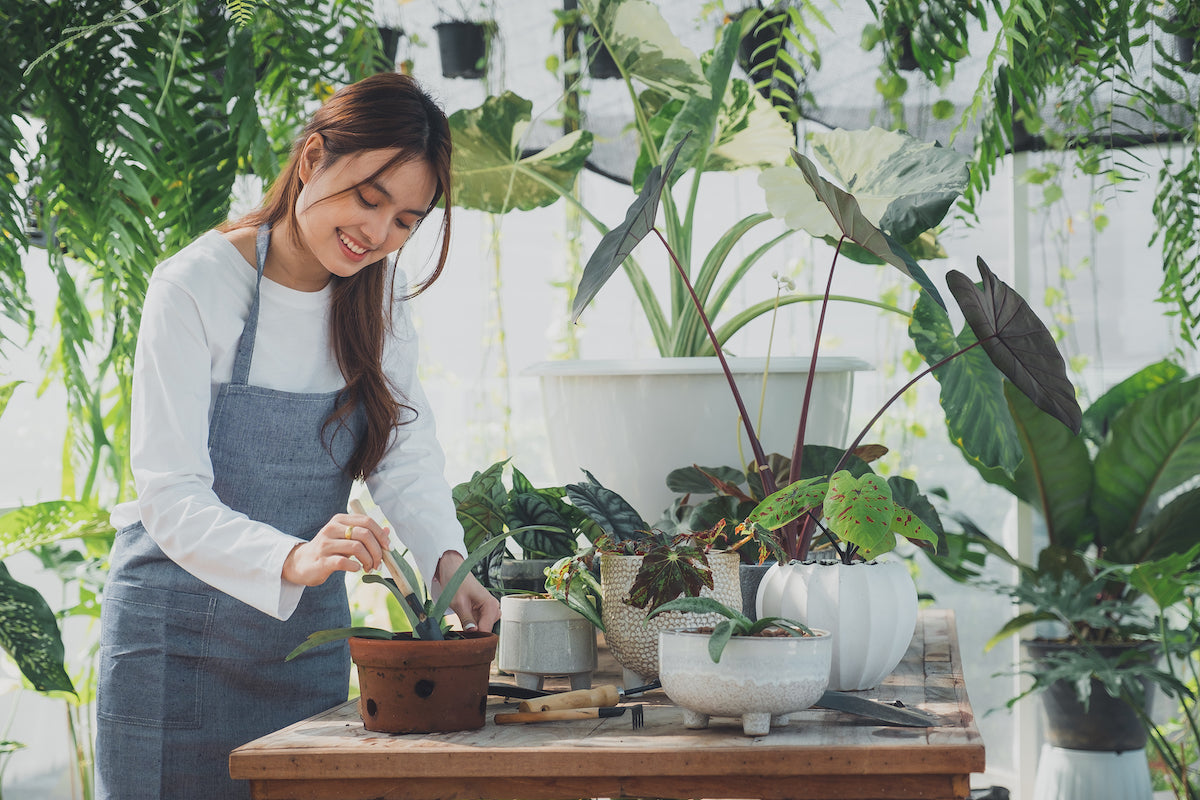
[228,73,453,479]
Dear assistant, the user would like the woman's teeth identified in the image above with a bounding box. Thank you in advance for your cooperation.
[339,231,367,255]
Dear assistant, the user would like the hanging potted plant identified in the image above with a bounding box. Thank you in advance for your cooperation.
[569,129,1082,692]
[433,3,495,79]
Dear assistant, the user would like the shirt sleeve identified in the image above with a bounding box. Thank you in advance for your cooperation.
[364,289,467,593]
[130,273,306,620]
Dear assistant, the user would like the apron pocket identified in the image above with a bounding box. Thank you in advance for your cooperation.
[98,582,215,729]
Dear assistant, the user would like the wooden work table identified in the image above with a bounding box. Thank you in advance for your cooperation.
[230,608,985,800]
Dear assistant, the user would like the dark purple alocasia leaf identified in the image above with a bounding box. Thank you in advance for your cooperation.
[947,257,1082,436]
[570,133,691,323]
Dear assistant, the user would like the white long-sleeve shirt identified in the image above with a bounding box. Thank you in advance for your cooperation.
[109,230,466,620]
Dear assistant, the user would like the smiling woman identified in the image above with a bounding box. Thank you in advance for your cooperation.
[95,72,498,800]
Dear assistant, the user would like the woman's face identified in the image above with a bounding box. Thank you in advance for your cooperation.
[294,135,438,282]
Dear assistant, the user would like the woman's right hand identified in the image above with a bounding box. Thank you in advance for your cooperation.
[281,513,392,586]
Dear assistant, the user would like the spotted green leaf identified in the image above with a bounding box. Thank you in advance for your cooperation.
[0,562,74,694]
[742,476,828,532]
[823,471,895,558]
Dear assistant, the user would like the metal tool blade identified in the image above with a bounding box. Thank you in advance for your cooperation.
[814,690,940,727]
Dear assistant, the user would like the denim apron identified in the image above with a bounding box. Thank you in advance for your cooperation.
[97,226,363,800]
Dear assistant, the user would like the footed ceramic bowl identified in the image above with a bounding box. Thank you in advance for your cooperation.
[658,627,832,736]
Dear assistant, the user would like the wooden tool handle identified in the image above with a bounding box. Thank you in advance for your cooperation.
[348,499,425,620]
[495,708,608,724]
[518,685,621,712]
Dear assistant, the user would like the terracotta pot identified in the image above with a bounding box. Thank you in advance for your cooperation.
[756,559,917,691]
[600,551,742,683]
[349,631,497,733]
[658,627,831,736]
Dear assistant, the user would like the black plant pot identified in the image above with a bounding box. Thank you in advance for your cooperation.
[738,561,776,621]
[434,20,489,79]
[734,9,794,102]
[499,558,559,594]
[580,27,620,79]
[1024,639,1155,752]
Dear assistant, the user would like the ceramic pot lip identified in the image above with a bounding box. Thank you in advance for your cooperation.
[782,558,895,567]
[662,626,832,640]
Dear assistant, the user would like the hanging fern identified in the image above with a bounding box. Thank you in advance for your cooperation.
[226,0,260,27]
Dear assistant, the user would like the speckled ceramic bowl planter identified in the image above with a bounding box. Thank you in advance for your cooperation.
[497,595,596,691]
[658,627,832,736]
[600,551,742,684]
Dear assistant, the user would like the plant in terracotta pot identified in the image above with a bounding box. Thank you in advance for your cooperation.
[287,531,518,734]
[570,128,1082,690]
[545,471,763,684]
[649,595,830,736]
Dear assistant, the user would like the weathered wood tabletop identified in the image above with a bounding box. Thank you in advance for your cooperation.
[230,608,985,800]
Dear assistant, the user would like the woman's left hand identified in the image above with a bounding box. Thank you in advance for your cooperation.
[432,551,500,633]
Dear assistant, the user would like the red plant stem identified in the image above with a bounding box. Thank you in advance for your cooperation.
[654,228,775,487]
[789,236,845,561]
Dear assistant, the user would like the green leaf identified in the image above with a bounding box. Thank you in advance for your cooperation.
[648,594,744,622]
[984,611,1058,651]
[507,493,578,559]
[0,501,112,561]
[582,0,711,102]
[743,477,829,532]
[0,562,74,693]
[449,92,593,213]
[1080,360,1185,447]
[571,134,689,323]
[1003,382,1094,553]
[910,290,1024,479]
[708,618,736,662]
[565,472,649,543]
[1093,376,1200,557]
[545,555,604,631]
[947,257,1083,436]
[810,127,970,244]
[665,464,748,495]
[761,146,945,304]
[284,626,393,662]
[0,380,20,419]
[823,471,896,558]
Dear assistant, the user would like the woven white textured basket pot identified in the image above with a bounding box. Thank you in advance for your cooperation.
[600,551,742,683]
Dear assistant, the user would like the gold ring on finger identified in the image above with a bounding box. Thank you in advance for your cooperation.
[345,525,355,540]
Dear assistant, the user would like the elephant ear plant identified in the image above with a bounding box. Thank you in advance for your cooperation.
[571,129,1083,565]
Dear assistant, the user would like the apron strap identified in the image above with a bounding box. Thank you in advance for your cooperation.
[230,224,271,386]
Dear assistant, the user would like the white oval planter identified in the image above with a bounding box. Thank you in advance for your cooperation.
[756,559,917,691]
[524,357,869,521]
[600,551,742,684]
[497,595,596,691]
[658,627,832,736]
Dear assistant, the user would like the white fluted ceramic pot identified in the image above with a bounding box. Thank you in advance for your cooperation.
[756,559,916,691]
[658,627,832,736]
[600,551,742,683]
